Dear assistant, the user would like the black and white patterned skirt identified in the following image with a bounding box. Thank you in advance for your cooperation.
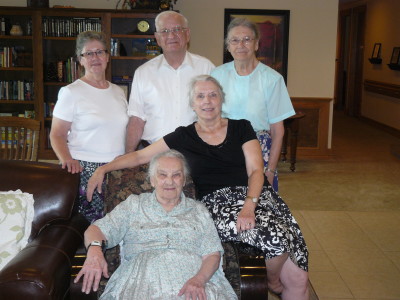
[200,185,308,271]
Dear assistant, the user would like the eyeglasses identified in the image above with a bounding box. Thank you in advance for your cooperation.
[157,26,188,36]
[195,92,219,100]
[80,49,108,58]
[228,37,255,45]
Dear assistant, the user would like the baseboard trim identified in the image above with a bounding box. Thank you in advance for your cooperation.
[359,116,400,138]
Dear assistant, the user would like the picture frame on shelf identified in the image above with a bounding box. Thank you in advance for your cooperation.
[368,43,382,64]
[117,83,130,99]
[390,47,400,64]
[223,9,290,83]
[388,47,400,70]
[113,75,133,100]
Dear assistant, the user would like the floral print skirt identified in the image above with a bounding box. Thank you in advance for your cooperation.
[256,130,279,191]
[78,160,107,223]
[200,185,308,272]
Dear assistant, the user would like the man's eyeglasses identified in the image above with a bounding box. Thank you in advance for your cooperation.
[228,37,255,45]
[80,49,108,58]
[157,27,188,36]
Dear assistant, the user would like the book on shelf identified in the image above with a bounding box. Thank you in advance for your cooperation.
[1,127,34,147]
[0,46,33,68]
[42,17,101,37]
[24,110,35,119]
[45,58,84,83]
[112,75,133,100]
[45,127,52,149]
[44,102,56,118]
[0,80,34,100]
[0,17,6,35]
[112,75,133,83]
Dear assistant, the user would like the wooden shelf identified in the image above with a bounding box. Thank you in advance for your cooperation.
[0,100,35,104]
[111,34,154,39]
[44,82,69,86]
[0,66,33,71]
[368,58,382,64]
[111,56,153,60]
[388,63,400,71]
[0,35,32,39]
[43,36,76,40]
[1,7,157,160]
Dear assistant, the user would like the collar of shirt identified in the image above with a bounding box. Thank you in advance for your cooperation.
[157,51,195,71]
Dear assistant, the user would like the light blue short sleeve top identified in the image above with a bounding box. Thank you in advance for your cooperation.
[211,61,295,131]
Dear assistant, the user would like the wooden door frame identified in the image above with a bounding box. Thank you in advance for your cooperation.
[335,4,366,117]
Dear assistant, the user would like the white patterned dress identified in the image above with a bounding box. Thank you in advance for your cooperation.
[94,192,237,300]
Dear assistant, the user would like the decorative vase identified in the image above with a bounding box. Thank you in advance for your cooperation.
[10,24,23,36]
[27,0,49,7]
[160,1,170,10]
[128,0,161,10]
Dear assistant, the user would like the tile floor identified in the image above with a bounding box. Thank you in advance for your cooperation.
[279,111,400,300]
[293,210,400,300]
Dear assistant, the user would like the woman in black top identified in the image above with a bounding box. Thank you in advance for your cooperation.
[87,75,309,299]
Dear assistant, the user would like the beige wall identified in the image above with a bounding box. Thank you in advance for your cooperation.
[362,0,400,130]
[176,0,339,99]
[6,0,339,98]
[4,0,339,148]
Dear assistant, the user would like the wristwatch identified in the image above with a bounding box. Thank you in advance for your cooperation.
[87,240,107,253]
[245,196,259,203]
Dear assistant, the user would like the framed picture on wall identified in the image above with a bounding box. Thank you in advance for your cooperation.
[390,47,400,64]
[224,9,290,83]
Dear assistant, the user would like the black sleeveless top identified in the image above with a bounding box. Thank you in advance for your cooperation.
[164,119,265,198]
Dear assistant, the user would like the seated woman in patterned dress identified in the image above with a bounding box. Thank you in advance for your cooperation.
[75,149,237,300]
[87,75,309,300]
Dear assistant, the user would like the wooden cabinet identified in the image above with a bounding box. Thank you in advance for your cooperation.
[0,6,159,159]
[109,12,160,98]
[0,10,36,127]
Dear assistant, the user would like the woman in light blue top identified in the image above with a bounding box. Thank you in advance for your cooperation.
[212,18,295,191]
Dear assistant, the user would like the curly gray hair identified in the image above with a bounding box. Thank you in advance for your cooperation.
[148,149,190,181]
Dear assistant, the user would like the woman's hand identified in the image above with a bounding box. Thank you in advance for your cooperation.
[86,167,106,201]
[265,170,275,187]
[237,200,256,232]
[61,158,83,174]
[74,247,109,294]
[178,251,220,299]
[178,276,207,300]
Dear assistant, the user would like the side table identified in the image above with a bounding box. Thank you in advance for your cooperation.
[281,111,306,171]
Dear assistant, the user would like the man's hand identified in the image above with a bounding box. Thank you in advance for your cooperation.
[86,167,106,201]
[74,247,109,294]
[178,276,207,300]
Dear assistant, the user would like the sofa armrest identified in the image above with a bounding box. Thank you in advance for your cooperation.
[0,213,89,300]
[0,160,80,241]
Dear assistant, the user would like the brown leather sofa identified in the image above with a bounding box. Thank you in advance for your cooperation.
[0,160,89,300]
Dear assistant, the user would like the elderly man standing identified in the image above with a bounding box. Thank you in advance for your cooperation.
[126,11,215,152]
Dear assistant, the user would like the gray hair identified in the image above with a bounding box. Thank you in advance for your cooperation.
[155,11,189,32]
[75,31,107,60]
[188,75,225,107]
[148,149,190,180]
[225,18,260,48]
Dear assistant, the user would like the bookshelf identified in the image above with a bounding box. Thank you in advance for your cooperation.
[0,6,159,159]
